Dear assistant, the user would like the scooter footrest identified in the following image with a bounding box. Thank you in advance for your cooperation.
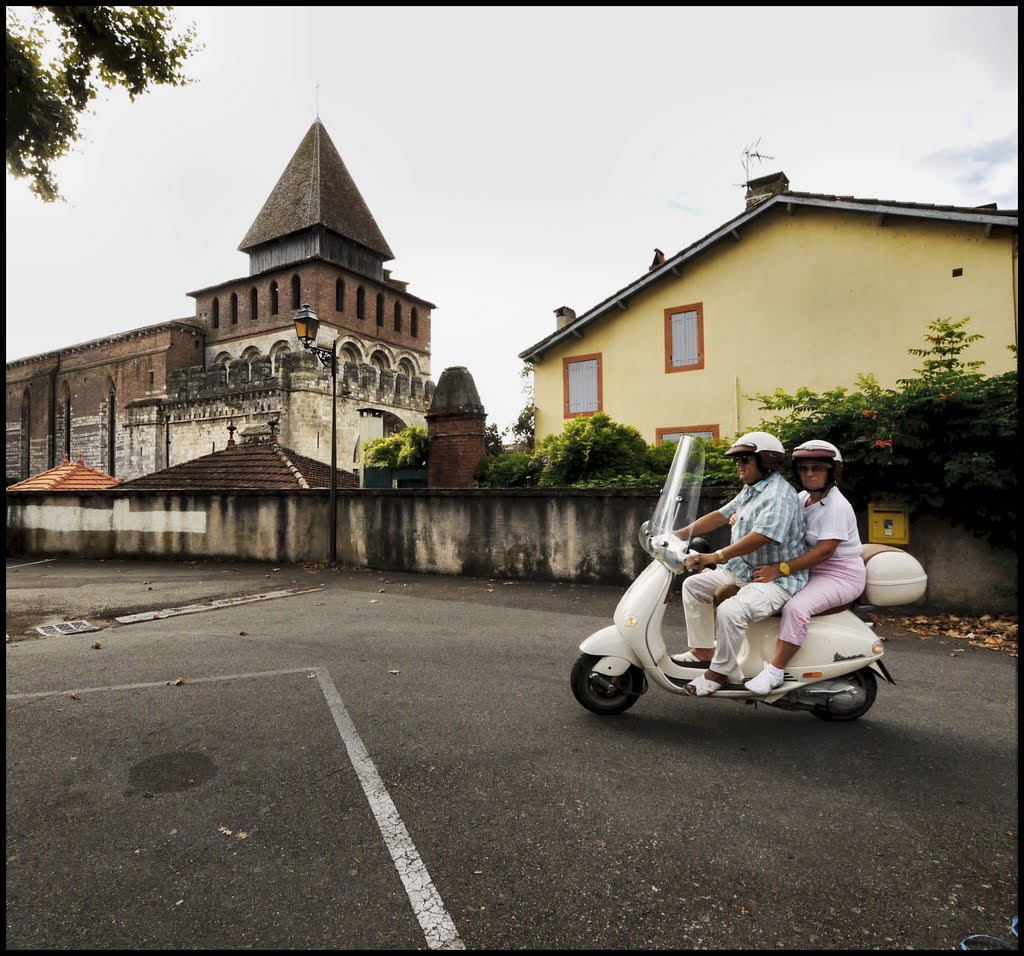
[667,675,747,691]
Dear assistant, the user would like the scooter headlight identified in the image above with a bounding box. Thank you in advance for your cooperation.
[872,640,884,656]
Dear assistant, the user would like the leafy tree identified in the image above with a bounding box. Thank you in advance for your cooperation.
[750,317,1017,549]
[532,413,649,487]
[482,422,505,457]
[361,425,429,469]
[509,363,536,450]
[6,6,199,201]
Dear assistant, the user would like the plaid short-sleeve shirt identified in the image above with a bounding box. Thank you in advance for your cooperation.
[718,470,808,594]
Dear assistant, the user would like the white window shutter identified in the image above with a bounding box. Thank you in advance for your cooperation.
[568,359,598,413]
[670,311,699,367]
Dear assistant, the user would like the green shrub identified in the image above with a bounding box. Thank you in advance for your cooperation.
[361,425,429,469]
[750,317,1016,549]
[532,413,649,487]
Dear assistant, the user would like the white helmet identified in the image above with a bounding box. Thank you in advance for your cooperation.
[792,439,844,486]
[726,431,785,472]
[793,439,843,461]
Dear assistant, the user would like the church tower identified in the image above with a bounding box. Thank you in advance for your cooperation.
[171,119,437,476]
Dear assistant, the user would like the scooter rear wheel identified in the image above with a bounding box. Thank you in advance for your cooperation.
[571,653,645,715]
[810,667,878,721]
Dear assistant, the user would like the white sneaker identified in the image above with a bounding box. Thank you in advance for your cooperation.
[744,664,784,695]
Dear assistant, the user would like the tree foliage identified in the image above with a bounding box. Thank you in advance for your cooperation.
[6,6,199,201]
[361,425,429,469]
[749,317,1017,548]
[473,412,737,490]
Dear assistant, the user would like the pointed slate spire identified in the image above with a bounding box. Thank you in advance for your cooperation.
[239,119,394,260]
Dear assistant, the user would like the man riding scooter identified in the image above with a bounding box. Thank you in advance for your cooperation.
[671,432,808,696]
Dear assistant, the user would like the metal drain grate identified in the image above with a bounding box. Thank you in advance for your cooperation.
[35,620,99,637]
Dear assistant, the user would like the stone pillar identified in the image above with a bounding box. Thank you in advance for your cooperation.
[426,367,486,488]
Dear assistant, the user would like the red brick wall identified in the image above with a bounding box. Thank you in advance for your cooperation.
[427,413,486,488]
[5,325,203,480]
[194,261,431,362]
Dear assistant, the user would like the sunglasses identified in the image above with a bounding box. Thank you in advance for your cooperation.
[733,454,756,464]
[796,464,830,474]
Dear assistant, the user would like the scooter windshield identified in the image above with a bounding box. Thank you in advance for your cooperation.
[641,435,705,567]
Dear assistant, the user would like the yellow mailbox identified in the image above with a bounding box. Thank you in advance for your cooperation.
[867,501,910,545]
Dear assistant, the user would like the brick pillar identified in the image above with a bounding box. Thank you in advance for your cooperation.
[426,367,486,488]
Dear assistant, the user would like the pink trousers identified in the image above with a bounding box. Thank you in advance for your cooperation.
[778,558,867,647]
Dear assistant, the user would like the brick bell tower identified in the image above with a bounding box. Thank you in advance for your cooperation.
[426,367,486,488]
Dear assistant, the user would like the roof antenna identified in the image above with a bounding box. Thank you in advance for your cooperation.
[738,137,774,185]
[314,79,319,119]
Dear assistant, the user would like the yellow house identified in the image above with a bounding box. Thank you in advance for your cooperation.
[520,172,1019,445]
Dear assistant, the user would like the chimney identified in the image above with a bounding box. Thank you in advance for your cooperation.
[227,423,237,447]
[426,367,487,488]
[554,306,577,330]
[745,171,790,209]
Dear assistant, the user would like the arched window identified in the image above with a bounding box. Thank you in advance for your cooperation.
[341,344,360,365]
[230,292,238,325]
[107,388,117,477]
[270,341,292,375]
[370,350,389,372]
[357,286,365,320]
[20,389,31,479]
[64,391,72,459]
[336,278,345,312]
[376,293,384,328]
[270,281,279,315]
[291,274,301,309]
[398,358,415,378]
[394,301,402,333]
[211,297,220,329]
[410,307,419,338]
[250,287,258,320]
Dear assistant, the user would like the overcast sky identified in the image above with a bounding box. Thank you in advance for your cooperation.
[5,6,1018,433]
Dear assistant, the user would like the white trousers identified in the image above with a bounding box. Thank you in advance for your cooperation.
[682,567,791,684]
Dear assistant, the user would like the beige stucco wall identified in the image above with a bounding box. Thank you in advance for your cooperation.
[6,489,1016,614]
[533,208,1018,443]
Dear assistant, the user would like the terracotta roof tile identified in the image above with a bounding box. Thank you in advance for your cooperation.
[7,454,123,491]
[117,442,360,492]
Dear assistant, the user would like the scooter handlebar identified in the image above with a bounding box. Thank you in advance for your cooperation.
[648,533,689,574]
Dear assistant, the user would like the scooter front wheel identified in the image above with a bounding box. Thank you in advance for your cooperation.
[570,653,645,716]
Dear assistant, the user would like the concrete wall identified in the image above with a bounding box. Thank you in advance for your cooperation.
[6,489,1017,614]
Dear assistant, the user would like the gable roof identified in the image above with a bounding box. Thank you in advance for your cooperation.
[519,180,1018,362]
[238,119,395,261]
[7,454,123,491]
[117,441,360,492]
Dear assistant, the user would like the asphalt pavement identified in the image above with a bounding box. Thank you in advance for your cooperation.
[5,556,1019,950]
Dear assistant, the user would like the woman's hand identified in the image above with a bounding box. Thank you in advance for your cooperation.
[752,563,782,584]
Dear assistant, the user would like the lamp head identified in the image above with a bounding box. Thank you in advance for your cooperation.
[293,304,320,347]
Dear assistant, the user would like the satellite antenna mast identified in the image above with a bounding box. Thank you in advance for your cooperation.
[741,138,774,183]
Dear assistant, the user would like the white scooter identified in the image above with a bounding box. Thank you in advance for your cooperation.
[570,436,925,722]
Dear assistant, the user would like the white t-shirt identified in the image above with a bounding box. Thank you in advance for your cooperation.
[800,487,862,561]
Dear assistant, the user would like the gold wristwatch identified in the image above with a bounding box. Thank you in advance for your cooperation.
[779,561,792,577]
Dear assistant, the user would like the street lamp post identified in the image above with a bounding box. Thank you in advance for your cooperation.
[293,304,338,566]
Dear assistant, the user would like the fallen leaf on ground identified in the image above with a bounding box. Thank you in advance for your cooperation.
[870,612,1017,657]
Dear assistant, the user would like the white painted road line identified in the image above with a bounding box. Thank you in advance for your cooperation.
[114,586,326,623]
[7,557,57,569]
[7,667,466,950]
[317,668,465,951]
